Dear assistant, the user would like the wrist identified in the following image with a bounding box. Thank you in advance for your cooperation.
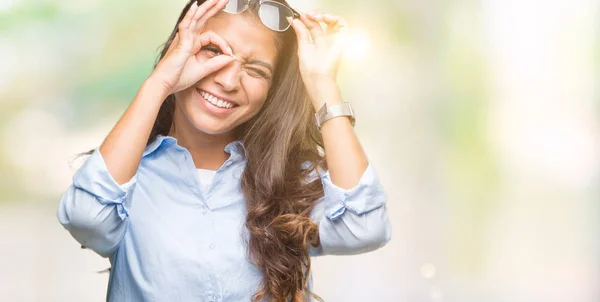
[142,77,172,100]
[309,83,343,111]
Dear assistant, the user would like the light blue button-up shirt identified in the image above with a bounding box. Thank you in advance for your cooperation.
[57,135,392,301]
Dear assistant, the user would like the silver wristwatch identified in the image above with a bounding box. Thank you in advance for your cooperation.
[315,102,355,131]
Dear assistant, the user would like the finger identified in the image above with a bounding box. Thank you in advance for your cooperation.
[196,0,229,31]
[165,33,179,52]
[165,31,193,59]
[309,13,349,33]
[179,1,199,32]
[190,0,219,30]
[288,17,311,46]
[194,31,233,55]
[306,10,329,31]
[197,55,235,78]
[163,33,179,58]
[188,0,208,30]
[300,14,326,47]
[306,10,326,17]
[307,13,349,65]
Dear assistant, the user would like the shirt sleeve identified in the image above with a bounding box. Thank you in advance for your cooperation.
[308,161,392,257]
[56,148,137,258]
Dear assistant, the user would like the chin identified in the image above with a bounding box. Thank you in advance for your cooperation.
[187,111,236,135]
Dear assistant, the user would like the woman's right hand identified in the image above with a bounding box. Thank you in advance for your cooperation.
[150,0,233,95]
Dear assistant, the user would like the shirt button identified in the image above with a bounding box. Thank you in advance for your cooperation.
[209,244,215,250]
[200,206,207,214]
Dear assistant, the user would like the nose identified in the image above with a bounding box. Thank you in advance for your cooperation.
[213,60,241,92]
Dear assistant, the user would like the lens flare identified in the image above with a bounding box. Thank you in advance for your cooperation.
[342,28,371,61]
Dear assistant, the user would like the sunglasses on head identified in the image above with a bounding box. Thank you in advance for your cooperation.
[223,0,301,32]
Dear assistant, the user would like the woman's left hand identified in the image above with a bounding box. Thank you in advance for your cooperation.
[289,11,350,109]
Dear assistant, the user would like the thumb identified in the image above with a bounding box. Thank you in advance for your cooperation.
[289,17,311,47]
[197,55,235,78]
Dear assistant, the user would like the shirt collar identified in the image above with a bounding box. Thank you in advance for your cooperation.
[142,135,176,157]
[143,134,246,158]
[224,139,246,157]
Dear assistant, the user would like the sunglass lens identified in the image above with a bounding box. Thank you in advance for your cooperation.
[258,1,294,31]
[223,0,249,14]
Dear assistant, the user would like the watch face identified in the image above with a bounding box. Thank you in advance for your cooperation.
[315,103,356,130]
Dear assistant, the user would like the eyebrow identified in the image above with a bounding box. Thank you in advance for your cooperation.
[245,59,273,74]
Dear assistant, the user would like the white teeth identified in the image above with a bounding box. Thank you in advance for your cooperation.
[200,90,235,109]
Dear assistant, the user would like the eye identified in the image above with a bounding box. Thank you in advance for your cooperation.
[245,67,270,79]
[201,44,223,56]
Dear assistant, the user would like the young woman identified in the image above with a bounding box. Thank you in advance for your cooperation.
[57,0,392,301]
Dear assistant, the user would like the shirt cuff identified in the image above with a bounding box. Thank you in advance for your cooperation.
[321,161,387,220]
[72,147,137,207]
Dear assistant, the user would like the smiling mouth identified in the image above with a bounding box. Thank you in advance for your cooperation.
[197,89,239,109]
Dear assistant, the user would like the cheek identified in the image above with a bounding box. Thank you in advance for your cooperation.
[176,89,193,102]
[174,89,197,114]
[242,78,271,107]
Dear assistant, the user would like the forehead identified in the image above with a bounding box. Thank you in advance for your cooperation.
[204,12,279,62]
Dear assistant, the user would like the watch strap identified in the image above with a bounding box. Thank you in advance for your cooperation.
[315,102,355,130]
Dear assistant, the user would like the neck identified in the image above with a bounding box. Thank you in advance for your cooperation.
[169,104,235,171]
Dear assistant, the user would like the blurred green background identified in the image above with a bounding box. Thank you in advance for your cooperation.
[0,0,598,301]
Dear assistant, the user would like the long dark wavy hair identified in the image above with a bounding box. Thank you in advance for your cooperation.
[81,1,328,301]
[159,2,328,300]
